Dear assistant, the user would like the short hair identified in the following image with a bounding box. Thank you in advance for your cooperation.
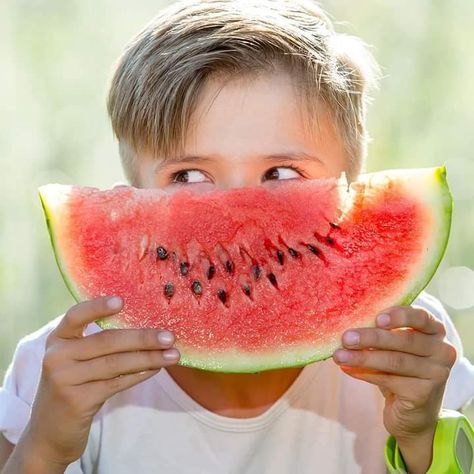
[107,0,379,184]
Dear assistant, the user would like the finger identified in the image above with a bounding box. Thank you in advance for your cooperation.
[67,329,175,360]
[54,296,123,339]
[89,369,161,400]
[342,327,439,357]
[341,366,434,399]
[376,307,446,336]
[333,349,444,379]
[70,349,180,384]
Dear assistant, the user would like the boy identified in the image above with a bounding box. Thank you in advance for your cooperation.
[1,1,473,472]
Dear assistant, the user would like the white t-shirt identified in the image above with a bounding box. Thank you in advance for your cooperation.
[1,292,473,474]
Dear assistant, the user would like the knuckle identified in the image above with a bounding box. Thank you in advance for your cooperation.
[100,330,117,350]
[401,329,416,352]
[140,330,155,349]
[42,348,60,375]
[414,307,429,327]
[368,329,380,347]
[443,342,457,367]
[422,310,443,333]
[433,364,451,383]
[391,307,408,326]
[104,354,121,374]
[417,307,430,319]
[388,352,405,372]
[63,306,77,326]
[437,321,447,338]
[145,351,161,367]
[351,350,364,366]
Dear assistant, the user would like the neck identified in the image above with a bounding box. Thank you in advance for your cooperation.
[166,365,304,418]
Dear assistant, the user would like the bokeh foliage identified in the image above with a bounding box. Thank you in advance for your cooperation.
[1,0,473,423]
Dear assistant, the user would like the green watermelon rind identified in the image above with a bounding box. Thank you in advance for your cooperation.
[39,167,452,373]
[39,185,83,303]
[395,166,452,306]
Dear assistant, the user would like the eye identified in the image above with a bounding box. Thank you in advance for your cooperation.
[263,166,302,181]
[172,169,210,184]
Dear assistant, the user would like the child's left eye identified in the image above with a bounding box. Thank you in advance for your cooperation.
[171,169,210,184]
[263,166,302,181]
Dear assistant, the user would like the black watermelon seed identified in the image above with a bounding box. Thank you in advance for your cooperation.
[307,244,321,255]
[267,273,278,287]
[207,265,216,280]
[164,282,174,298]
[191,280,202,296]
[329,222,340,229]
[180,262,190,276]
[251,264,262,280]
[288,247,299,258]
[242,284,252,297]
[276,250,284,265]
[225,260,234,274]
[325,236,335,246]
[218,288,227,304]
[157,246,168,260]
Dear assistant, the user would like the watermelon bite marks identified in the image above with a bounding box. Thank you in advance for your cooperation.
[39,167,452,373]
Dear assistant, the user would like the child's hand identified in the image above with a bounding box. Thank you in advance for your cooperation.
[333,306,457,474]
[17,296,180,470]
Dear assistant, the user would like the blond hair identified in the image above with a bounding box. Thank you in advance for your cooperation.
[107,0,378,184]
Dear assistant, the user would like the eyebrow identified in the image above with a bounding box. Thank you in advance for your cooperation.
[154,151,321,173]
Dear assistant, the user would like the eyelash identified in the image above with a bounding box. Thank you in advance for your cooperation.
[169,164,308,183]
[170,169,210,183]
[275,164,307,178]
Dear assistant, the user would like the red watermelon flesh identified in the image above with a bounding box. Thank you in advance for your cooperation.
[39,167,452,372]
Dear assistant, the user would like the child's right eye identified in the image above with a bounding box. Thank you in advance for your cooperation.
[172,169,210,184]
[263,166,304,181]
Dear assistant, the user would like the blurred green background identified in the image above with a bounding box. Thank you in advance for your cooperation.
[0,0,472,423]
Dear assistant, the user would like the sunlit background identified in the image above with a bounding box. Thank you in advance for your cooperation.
[1,0,473,423]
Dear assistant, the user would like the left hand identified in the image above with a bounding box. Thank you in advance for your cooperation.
[333,306,457,472]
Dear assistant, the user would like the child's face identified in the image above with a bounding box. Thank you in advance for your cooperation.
[135,71,348,191]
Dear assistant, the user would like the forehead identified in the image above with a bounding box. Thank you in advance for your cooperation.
[181,71,337,158]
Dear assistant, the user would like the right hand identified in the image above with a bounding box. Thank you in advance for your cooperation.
[21,296,180,468]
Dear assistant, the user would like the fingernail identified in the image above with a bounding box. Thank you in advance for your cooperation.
[163,348,180,361]
[157,331,174,345]
[377,313,391,327]
[334,350,352,363]
[343,331,360,346]
[107,296,123,310]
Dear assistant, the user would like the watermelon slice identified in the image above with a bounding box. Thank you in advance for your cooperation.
[39,167,452,373]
